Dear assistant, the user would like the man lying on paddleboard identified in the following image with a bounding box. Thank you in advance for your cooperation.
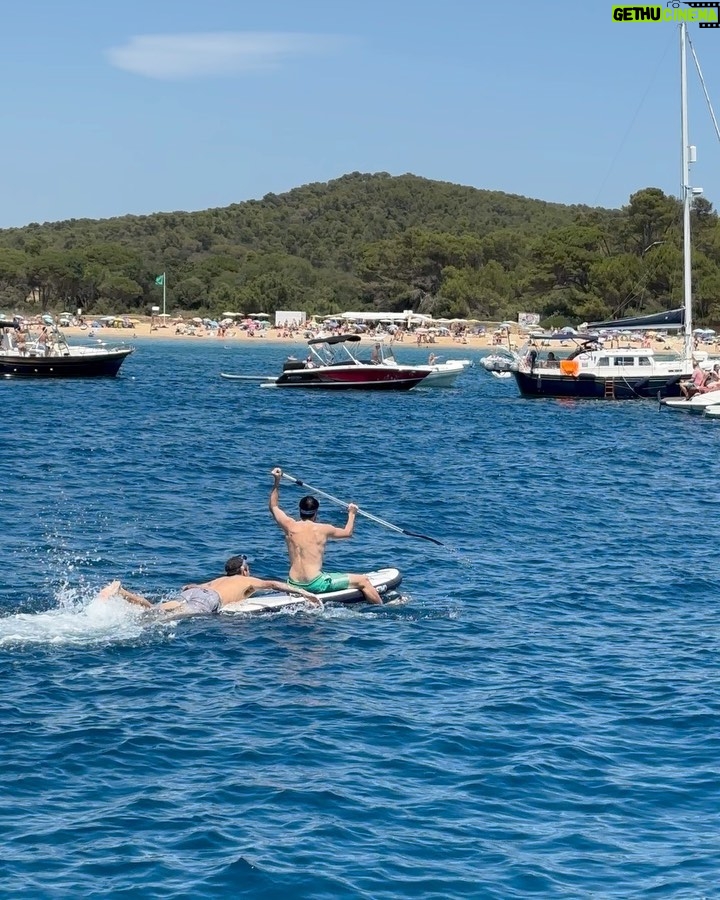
[97,555,320,615]
[269,467,383,604]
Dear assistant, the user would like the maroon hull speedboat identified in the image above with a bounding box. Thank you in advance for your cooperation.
[263,334,429,390]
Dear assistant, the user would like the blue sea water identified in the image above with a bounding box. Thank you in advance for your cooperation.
[2,338,720,898]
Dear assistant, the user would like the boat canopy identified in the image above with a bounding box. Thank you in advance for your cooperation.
[529,331,599,342]
[308,334,362,346]
[587,308,684,331]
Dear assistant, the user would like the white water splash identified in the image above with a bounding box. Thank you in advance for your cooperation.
[0,590,173,648]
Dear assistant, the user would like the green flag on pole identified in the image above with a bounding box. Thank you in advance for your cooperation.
[155,274,165,285]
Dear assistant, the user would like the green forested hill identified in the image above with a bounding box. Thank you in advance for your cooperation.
[0,172,718,325]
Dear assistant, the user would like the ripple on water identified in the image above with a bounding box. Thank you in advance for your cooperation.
[2,342,720,897]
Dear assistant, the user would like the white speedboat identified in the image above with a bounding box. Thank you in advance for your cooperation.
[661,386,720,414]
[420,358,472,387]
[480,350,520,375]
[374,343,472,387]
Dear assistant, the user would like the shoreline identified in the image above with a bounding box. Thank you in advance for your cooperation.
[57,322,695,356]
[61,322,494,350]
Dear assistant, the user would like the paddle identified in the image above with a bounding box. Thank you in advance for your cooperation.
[280,472,445,546]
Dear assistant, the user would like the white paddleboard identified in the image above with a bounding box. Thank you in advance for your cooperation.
[222,567,402,614]
[220,373,275,382]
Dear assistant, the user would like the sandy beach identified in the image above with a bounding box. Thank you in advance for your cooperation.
[60,319,498,351]
[58,318,692,356]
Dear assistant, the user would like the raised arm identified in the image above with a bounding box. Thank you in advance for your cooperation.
[325,503,357,540]
[269,466,294,529]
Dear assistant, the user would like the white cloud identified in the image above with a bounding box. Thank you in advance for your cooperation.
[106,32,341,80]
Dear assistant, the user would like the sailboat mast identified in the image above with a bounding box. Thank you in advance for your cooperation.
[680,22,693,361]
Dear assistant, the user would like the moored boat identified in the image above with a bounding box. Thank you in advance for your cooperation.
[0,319,133,378]
[662,392,720,413]
[494,23,701,402]
[261,334,430,390]
[373,342,472,387]
[510,332,689,400]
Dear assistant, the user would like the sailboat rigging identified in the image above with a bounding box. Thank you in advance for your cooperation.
[482,22,701,401]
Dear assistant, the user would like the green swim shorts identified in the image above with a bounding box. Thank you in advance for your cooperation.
[288,572,350,594]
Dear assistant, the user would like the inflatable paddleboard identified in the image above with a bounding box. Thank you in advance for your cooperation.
[220,373,275,382]
[222,567,402,614]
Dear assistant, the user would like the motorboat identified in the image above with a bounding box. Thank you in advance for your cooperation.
[0,319,133,378]
[495,327,690,400]
[486,23,702,402]
[260,334,430,390]
[480,350,520,376]
[373,342,472,387]
[660,364,720,415]
[418,358,471,387]
[662,390,720,414]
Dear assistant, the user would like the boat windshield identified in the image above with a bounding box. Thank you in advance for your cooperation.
[0,323,71,357]
[308,340,360,366]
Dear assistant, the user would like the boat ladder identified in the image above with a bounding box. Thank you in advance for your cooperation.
[604,379,616,400]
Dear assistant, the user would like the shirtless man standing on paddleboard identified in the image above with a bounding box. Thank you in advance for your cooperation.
[269,467,383,604]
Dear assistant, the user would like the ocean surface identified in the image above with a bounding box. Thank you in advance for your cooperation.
[3,337,720,899]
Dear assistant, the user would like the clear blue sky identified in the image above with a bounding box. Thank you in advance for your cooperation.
[1,0,719,228]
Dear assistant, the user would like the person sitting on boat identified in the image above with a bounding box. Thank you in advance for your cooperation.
[269,467,383,604]
[95,555,320,615]
[371,343,381,364]
[699,365,720,394]
[680,360,708,398]
[428,352,439,366]
[546,352,559,368]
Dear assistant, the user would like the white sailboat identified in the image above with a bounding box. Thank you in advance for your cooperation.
[661,22,718,413]
[485,23,705,401]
